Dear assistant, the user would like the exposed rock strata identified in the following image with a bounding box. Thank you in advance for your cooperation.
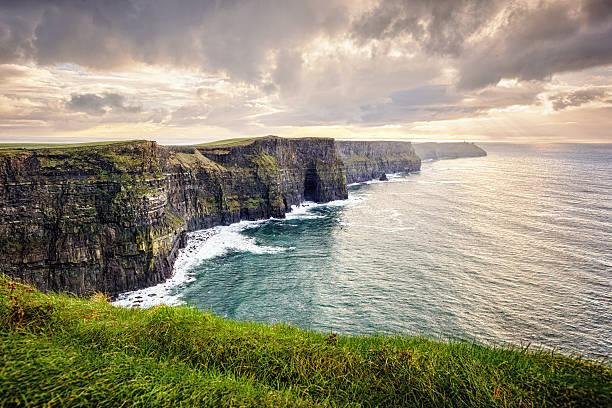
[0,137,347,295]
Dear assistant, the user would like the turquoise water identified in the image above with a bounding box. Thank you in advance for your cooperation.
[119,144,612,359]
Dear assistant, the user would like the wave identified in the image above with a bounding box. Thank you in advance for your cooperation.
[285,192,366,219]
[113,194,364,308]
[112,220,294,308]
[284,203,326,220]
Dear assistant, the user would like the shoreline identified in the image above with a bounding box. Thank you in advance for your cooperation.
[112,158,474,307]
[113,169,421,307]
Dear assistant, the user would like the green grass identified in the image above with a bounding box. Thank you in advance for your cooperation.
[0,135,326,152]
[197,137,258,148]
[0,137,256,151]
[0,140,143,151]
[0,276,610,407]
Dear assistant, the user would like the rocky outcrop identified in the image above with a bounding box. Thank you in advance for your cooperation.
[0,137,347,295]
[413,142,486,161]
[336,141,421,184]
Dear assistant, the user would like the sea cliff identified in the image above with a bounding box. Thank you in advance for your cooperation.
[336,140,421,184]
[0,137,348,295]
[0,136,485,296]
[413,142,487,161]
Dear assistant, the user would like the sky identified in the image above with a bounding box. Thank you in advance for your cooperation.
[0,0,611,144]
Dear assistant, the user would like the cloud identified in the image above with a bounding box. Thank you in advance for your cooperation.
[350,0,612,90]
[272,49,303,96]
[0,0,349,83]
[351,0,504,56]
[582,0,612,24]
[550,87,609,110]
[389,85,457,106]
[356,85,464,124]
[457,1,612,89]
[0,64,29,82]
[1,1,611,93]
[355,82,544,125]
[0,0,611,142]
[66,93,141,116]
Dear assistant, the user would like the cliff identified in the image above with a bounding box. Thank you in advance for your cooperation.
[336,141,421,184]
[0,137,347,295]
[413,142,487,161]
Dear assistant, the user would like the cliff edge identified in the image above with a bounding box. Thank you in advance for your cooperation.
[336,140,421,184]
[0,137,347,295]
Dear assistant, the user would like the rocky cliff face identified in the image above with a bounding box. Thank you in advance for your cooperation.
[413,142,487,161]
[336,141,421,184]
[0,137,347,295]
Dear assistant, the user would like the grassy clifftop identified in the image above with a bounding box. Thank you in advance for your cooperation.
[0,276,609,407]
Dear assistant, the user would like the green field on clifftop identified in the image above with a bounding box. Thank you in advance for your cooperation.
[197,137,258,148]
[0,140,143,150]
[0,276,609,407]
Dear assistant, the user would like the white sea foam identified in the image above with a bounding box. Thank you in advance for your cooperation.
[112,219,293,308]
[285,193,365,220]
[285,202,325,219]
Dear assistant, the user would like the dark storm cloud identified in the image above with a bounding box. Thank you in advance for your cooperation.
[582,0,612,24]
[457,1,612,89]
[0,5,37,63]
[0,0,348,81]
[1,0,611,92]
[66,93,141,116]
[351,0,504,56]
[352,0,612,88]
[550,88,609,110]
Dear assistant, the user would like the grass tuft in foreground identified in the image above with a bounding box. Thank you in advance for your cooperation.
[0,276,610,407]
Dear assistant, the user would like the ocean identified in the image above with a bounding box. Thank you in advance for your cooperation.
[115,143,611,359]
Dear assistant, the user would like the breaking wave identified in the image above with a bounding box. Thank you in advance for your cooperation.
[113,220,294,308]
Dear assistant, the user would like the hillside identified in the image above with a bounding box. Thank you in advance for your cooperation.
[0,276,609,407]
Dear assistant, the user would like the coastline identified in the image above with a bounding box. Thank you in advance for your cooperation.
[113,172,398,307]
[0,137,485,297]
[114,150,487,307]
